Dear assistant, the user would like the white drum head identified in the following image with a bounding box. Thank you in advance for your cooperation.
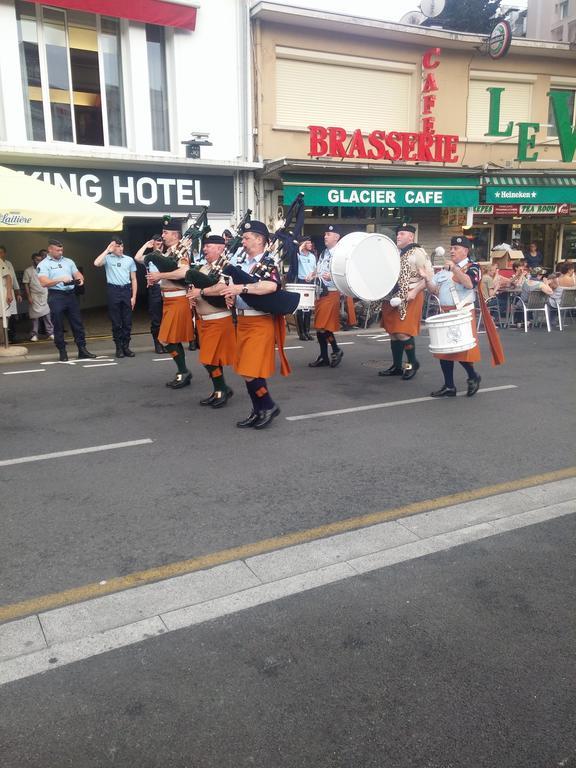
[331,232,400,302]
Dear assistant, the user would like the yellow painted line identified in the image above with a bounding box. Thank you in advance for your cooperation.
[1,466,575,624]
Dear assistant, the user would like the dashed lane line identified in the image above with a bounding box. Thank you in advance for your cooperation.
[2,369,45,375]
[0,439,153,468]
[286,385,518,421]
[82,362,118,368]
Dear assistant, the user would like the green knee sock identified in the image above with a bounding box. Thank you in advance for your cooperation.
[404,337,417,366]
[204,364,227,393]
[391,339,405,369]
[166,343,188,374]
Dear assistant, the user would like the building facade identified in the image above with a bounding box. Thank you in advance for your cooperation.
[250,2,576,267]
[526,0,576,42]
[0,0,259,307]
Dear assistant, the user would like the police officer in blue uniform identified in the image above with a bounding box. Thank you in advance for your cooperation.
[37,239,96,362]
[94,238,137,358]
[135,234,165,353]
[295,235,316,341]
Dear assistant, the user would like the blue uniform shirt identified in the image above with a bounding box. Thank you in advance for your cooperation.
[102,253,136,286]
[317,248,337,290]
[37,255,78,292]
[235,254,262,310]
[297,250,316,281]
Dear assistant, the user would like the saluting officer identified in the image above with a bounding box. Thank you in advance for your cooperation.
[309,224,345,368]
[37,239,96,362]
[94,238,137,358]
[135,234,165,354]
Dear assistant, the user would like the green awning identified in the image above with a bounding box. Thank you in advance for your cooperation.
[484,176,576,187]
[484,176,576,204]
[283,176,480,208]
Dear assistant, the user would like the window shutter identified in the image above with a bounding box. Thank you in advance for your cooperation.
[467,80,533,141]
[275,58,413,132]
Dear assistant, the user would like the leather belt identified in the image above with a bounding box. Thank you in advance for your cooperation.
[200,311,230,321]
[162,289,187,298]
[237,308,269,316]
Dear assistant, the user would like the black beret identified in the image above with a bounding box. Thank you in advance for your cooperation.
[161,215,184,231]
[396,223,416,234]
[324,224,342,236]
[451,236,472,249]
[203,235,225,245]
[243,220,269,239]
[151,233,162,241]
[299,234,313,243]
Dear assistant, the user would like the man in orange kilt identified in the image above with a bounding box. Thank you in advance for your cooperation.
[309,224,345,368]
[379,224,428,381]
[422,235,482,398]
[187,235,236,408]
[219,220,291,430]
[146,218,194,389]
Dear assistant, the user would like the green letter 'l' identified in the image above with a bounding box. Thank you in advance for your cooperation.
[485,88,514,137]
[548,90,576,162]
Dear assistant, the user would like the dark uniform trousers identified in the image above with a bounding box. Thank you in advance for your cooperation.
[107,283,132,347]
[48,290,86,351]
[148,284,163,339]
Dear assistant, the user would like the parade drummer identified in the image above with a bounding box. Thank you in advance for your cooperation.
[379,224,428,381]
[295,234,316,341]
[309,224,345,368]
[186,235,236,408]
[422,236,482,398]
[218,220,291,430]
[145,218,194,389]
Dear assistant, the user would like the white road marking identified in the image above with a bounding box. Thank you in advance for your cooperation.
[153,357,173,362]
[286,385,518,421]
[82,363,117,368]
[0,478,572,686]
[338,341,355,346]
[284,345,304,350]
[0,439,153,468]
[2,369,45,376]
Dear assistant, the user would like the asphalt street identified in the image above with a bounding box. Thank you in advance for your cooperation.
[1,327,575,605]
[1,515,574,768]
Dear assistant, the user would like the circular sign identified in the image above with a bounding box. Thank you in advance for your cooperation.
[420,0,445,18]
[488,19,512,59]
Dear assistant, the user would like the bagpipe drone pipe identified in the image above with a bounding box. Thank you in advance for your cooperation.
[143,208,211,273]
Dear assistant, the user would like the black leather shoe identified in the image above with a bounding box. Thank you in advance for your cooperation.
[309,356,330,368]
[402,361,420,380]
[200,392,217,406]
[305,333,314,341]
[166,372,192,389]
[77,347,97,359]
[115,346,125,358]
[154,340,166,354]
[236,411,260,428]
[430,385,457,398]
[59,349,68,362]
[254,406,281,430]
[123,347,135,358]
[188,341,197,351]
[211,389,234,409]
[330,349,344,368]
[466,375,481,397]
[378,365,403,377]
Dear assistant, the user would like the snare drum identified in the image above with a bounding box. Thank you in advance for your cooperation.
[425,306,476,354]
[285,283,315,312]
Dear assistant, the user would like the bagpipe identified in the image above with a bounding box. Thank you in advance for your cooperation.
[143,208,211,274]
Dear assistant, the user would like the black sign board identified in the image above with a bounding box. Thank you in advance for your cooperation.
[9,166,235,214]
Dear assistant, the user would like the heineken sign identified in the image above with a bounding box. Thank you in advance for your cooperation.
[283,178,479,207]
[486,186,576,204]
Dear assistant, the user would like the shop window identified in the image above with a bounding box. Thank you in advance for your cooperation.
[146,24,170,152]
[547,88,576,138]
[15,1,126,147]
[467,76,533,141]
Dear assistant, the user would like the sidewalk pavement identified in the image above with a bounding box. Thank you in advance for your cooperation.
[0,476,574,687]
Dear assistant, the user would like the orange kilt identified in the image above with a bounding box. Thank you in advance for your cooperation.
[235,315,276,378]
[433,308,481,363]
[381,292,424,336]
[159,295,194,344]
[314,290,340,332]
[196,315,236,366]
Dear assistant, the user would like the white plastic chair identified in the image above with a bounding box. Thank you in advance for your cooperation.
[516,289,551,333]
[551,287,576,331]
[477,295,502,330]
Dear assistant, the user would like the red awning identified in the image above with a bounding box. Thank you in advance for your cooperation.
[31,0,197,30]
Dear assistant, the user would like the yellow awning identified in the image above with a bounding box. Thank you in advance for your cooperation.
[0,165,123,231]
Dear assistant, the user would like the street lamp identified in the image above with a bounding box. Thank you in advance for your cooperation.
[181,132,213,159]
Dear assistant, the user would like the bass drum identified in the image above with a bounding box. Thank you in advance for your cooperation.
[330,232,400,301]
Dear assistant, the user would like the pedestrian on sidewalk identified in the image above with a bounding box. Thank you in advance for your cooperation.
[22,252,54,341]
[94,238,137,358]
[37,239,96,362]
[0,245,22,343]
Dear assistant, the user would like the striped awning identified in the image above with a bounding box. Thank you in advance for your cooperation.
[30,0,198,30]
[484,176,576,187]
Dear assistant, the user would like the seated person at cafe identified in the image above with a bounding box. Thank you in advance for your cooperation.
[512,268,553,325]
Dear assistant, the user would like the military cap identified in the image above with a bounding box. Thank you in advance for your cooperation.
[324,224,342,236]
[451,235,472,249]
[298,234,313,243]
[203,235,226,245]
[396,223,416,234]
[161,215,184,232]
[243,220,269,239]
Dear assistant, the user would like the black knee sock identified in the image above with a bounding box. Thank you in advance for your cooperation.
[391,339,404,369]
[404,337,417,366]
[460,362,477,380]
[440,359,455,388]
[165,343,188,374]
[325,332,339,353]
[246,378,275,412]
[316,331,329,361]
[204,364,227,392]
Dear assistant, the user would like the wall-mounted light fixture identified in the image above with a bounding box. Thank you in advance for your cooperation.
[182,132,213,159]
